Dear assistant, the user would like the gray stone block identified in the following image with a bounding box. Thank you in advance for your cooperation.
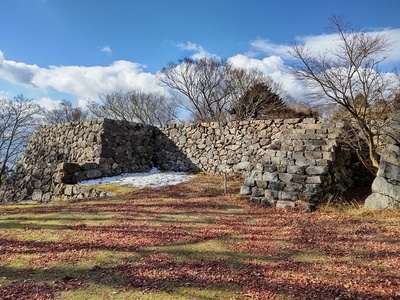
[31,189,42,201]
[306,166,329,175]
[265,189,279,200]
[279,191,298,201]
[57,162,80,173]
[53,184,64,196]
[64,185,74,196]
[292,174,307,183]
[233,161,250,171]
[252,187,265,197]
[305,151,322,159]
[244,177,256,187]
[306,176,323,184]
[381,144,400,167]
[285,182,303,192]
[364,193,400,210]
[256,180,268,189]
[42,192,52,202]
[377,162,400,182]
[240,186,252,195]
[287,165,305,174]
[295,158,313,167]
[248,197,263,203]
[263,164,277,172]
[268,181,285,191]
[279,173,293,183]
[251,170,263,180]
[372,176,400,200]
[276,200,295,208]
[305,184,323,194]
[263,172,278,182]
[270,156,281,165]
[261,198,276,206]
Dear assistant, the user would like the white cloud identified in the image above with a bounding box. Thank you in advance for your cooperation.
[296,29,400,65]
[228,54,305,101]
[175,42,219,60]
[229,54,283,75]
[33,97,61,110]
[251,28,400,67]
[244,28,400,101]
[0,50,40,87]
[100,45,112,56]
[0,51,165,107]
[250,39,291,59]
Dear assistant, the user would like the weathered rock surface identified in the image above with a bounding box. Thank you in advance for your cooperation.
[239,118,353,204]
[365,144,400,210]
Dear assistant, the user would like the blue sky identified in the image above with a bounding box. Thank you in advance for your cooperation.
[1,0,399,109]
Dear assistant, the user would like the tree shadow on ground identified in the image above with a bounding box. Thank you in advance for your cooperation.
[1,179,399,299]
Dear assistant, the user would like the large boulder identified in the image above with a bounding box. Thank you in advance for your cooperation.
[365,144,400,210]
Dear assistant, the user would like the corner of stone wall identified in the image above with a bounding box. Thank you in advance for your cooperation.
[239,118,352,206]
[365,144,400,210]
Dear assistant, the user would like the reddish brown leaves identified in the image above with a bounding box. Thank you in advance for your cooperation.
[0,280,55,300]
[1,177,400,299]
[96,253,236,292]
[0,278,86,300]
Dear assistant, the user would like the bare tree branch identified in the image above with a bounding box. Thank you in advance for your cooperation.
[87,89,178,125]
[42,100,89,124]
[0,95,41,186]
[158,57,280,123]
[288,15,400,172]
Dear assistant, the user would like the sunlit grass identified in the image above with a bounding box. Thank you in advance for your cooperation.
[294,249,331,263]
[1,174,400,299]
[148,237,236,262]
[77,183,137,196]
[0,210,118,230]
[60,283,240,300]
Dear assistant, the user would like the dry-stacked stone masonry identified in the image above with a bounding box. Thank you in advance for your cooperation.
[158,118,353,206]
[364,144,400,210]
[1,119,156,202]
[1,117,354,204]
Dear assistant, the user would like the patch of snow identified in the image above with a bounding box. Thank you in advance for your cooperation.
[79,167,195,189]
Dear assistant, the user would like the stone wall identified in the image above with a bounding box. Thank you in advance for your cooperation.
[157,118,340,171]
[0,119,156,202]
[364,144,400,209]
[158,118,352,205]
[1,117,352,204]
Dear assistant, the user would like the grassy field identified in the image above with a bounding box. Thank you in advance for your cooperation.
[0,174,399,299]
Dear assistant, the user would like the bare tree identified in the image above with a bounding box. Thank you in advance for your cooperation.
[0,95,41,186]
[87,89,178,125]
[158,57,274,123]
[159,58,230,123]
[42,99,89,124]
[288,15,400,173]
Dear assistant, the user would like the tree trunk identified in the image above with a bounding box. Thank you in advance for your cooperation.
[369,144,380,172]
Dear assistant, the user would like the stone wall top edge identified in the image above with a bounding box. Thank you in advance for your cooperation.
[34,118,157,132]
[156,117,338,129]
[36,118,106,130]
[34,117,341,133]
